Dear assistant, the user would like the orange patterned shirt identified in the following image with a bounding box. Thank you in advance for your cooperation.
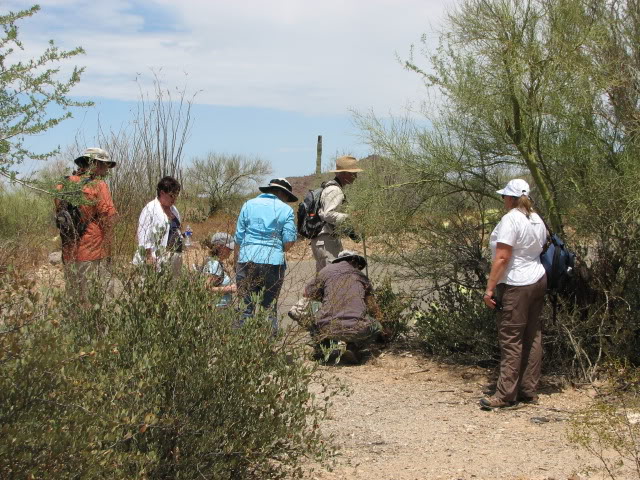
[58,176,117,262]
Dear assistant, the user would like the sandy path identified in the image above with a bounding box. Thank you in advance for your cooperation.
[307,354,607,480]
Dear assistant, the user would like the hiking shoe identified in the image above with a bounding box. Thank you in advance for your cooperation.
[339,347,360,365]
[479,396,514,409]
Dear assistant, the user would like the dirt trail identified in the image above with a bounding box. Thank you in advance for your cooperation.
[308,353,609,480]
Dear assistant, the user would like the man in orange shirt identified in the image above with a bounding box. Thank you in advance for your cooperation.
[55,148,117,301]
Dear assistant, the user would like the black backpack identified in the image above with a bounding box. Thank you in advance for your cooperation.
[55,177,91,246]
[540,233,576,294]
[538,213,576,295]
[296,180,339,239]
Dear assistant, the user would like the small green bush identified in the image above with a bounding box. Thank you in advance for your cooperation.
[414,284,498,361]
[374,277,412,341]
[0,269,338,479]
[568,364,640,479]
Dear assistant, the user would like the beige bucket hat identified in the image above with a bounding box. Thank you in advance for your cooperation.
[329,155,363,173]
[74,147,116,168]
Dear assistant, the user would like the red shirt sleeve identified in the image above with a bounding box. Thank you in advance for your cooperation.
[94,181,117,217]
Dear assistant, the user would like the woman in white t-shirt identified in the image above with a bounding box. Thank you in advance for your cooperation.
[481,179,548,409]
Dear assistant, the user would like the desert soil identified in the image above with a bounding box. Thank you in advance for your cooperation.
[305,352,612,480]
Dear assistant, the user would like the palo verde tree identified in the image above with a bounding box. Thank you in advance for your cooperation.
[352,0,640,375]
[0,4,90,177]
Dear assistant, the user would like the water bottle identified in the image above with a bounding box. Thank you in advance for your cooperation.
[184,225,193,247]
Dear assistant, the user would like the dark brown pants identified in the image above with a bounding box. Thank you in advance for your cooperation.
[495,274,547,402]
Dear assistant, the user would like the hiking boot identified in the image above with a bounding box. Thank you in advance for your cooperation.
[479,396,515,409]
[339,347,360,365]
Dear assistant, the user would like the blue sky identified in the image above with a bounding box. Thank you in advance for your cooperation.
[7,0,454,178]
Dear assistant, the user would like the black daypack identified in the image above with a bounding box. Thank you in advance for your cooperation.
[55,177,91,246]
[540,233,576,294]
[296,180,339,239]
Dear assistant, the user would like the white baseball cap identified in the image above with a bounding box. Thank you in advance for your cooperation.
[496,179,530,198]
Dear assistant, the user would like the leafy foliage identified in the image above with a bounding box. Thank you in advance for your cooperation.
[351,0,640,378]
[0,270,338,478]
[414,284,498,360]
[0,5,91,173]
[568,364,640,479]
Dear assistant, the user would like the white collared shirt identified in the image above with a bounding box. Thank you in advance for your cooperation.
[132,197,181,265]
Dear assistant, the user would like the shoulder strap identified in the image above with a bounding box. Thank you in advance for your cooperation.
[536,211,553,236]
[320,179,340,190]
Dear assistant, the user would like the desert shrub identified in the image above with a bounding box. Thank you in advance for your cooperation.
[374,277,412,342]
[414,284,498,361]
[0,185,56,270]
[0,186,53,241]
[0,269,337,479]
[568,364,640,479]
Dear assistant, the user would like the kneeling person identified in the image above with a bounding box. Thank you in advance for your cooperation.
[303,250,383,362]
[203,232,237,307]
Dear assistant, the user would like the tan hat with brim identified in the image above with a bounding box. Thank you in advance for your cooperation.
[75,147,116,168]
[329,155,363,173]
[329,156,364,173]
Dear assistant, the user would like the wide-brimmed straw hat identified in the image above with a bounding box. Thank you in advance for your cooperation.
[74,147,116,168]
[259,178,298,202]
[496,178,530,198]
[329,156,363,173]
[331,250,367,270]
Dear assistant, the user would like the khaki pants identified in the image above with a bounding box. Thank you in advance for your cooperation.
[310,233,342,272]
[495,274,547,402]
[64,259,106,303]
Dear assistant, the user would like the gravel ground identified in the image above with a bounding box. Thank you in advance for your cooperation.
[305,353,621,480]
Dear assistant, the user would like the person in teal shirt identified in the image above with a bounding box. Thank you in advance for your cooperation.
[234,178,297,332]
[203,232,236,307]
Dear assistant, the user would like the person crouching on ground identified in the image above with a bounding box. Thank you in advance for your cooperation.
[481,179,548,409]
[301,250,384,364]
[202,232,237,307]
[234,178,297,333]
[132,176,183,276]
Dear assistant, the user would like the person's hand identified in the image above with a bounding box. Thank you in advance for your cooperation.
[229,284,238,293]
[483,289,496,309]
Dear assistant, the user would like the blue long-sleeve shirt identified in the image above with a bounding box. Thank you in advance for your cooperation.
[235,193,297,265]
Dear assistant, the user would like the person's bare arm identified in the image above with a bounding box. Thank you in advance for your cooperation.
[484,243,512,309]
[206,275,237,294]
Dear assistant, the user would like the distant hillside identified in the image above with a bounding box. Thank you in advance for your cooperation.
[286,155,381,200]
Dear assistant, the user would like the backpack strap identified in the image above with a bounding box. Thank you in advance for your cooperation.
[318,179,342,207]
[534,211,555,254]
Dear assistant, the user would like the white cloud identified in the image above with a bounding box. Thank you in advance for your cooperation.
[5,0,456,115]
